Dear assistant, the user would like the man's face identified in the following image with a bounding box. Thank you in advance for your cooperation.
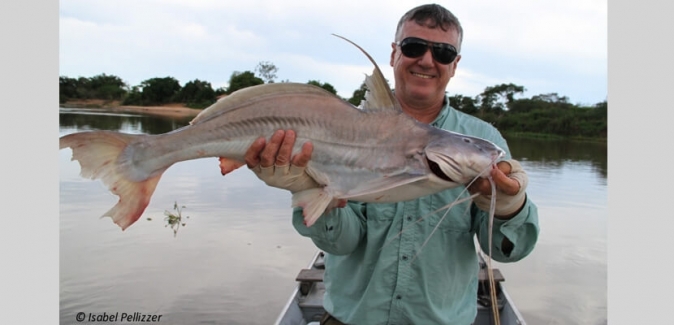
[390,21,462,105]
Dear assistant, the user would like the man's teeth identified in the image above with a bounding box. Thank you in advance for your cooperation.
[412,72,432,79]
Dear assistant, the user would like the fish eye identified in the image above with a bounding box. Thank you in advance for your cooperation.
[462,138,471,143]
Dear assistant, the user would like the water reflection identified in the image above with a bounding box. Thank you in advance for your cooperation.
[59,108,192,134]
[506,136,607,179]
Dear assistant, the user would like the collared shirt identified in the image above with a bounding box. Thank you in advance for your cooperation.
[292,94,540,325]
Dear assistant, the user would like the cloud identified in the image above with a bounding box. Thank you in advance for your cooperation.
[459,0,607,61]
[59,0,607,103]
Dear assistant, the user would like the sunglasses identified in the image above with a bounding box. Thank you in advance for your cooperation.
[396,37,458,65]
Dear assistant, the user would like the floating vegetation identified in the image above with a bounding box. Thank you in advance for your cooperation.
[164,201,190,237]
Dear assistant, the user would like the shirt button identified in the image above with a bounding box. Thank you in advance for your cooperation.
[406,216,412,221]
[396,295,402,300]
[402,255,408,261]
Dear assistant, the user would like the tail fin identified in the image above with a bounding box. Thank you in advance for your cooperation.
[60,131,166,230]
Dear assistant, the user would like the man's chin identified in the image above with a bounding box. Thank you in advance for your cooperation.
[407,88,437,101]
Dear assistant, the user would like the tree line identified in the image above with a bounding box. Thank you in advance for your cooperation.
[59,62,606,140]
[447,84,606,139]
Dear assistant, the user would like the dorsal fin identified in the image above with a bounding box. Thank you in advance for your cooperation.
[332,34,402,113]
[190,83,334,125]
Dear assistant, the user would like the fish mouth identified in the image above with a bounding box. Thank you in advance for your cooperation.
[426,157,457,183]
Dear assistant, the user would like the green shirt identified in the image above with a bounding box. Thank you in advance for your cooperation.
[292,95,540,325]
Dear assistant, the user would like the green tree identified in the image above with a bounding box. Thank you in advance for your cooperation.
[214,87,227,96]
[123,86,143,105]
[255,61,279,83]
[508,98,539,114]
[477,83,526,113]
[75,77,93,99]
[175,79,216,108]
[226,71,264,94]
[59,76,79,103]
[448,94,478,115]
[307,80,337,95]
[59,74,128,102]
[531,93,569,104]
[593,101,607,118]
[139,77,181,105]
[88,73,128,100]
[348,82,368,107]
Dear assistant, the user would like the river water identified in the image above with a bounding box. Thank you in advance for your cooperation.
[59,108,607,325]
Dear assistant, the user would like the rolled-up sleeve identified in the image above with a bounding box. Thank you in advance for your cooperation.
[292,201,367,255]
[474,195,539,262]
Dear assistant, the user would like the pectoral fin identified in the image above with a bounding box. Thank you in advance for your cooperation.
[219,157,245,176]
[291,188,335,227]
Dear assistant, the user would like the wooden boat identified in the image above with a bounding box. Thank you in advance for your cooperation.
[274,251,527,325]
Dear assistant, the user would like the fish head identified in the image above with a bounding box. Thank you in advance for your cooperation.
[424,130,505,185]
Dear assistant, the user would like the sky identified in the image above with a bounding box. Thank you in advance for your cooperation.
[59,0,607,106]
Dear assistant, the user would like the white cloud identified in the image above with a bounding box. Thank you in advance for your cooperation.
[59,0,607,104]
[460,0,607,62]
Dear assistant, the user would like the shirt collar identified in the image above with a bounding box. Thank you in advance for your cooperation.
[389,90,451,127]
[430,94,451,128]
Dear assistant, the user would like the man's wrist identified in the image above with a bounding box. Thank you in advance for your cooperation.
[494,194,527,220]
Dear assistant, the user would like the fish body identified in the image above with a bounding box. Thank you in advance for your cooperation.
[59,36,505,230]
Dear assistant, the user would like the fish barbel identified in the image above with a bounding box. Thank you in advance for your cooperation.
[59,35,505,231]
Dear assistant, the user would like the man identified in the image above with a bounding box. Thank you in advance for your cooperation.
[244,4,539,325]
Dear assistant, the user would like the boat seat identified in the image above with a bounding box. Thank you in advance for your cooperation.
[296,269,324,295]
[478,268,505,283]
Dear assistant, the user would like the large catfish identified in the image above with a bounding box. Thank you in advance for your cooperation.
[59,36,505,230]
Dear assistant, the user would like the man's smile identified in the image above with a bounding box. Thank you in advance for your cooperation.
[411,71,434,79]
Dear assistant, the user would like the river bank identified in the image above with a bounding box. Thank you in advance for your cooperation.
[60,99,203,119]
[110,105,203,119]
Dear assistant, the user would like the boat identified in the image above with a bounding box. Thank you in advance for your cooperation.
[274,250,527,325]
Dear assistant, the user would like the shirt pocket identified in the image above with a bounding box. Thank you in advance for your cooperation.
[427,192,473,234]
[365,202,400,223]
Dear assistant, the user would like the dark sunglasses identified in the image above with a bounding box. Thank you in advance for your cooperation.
[396,37,458,65]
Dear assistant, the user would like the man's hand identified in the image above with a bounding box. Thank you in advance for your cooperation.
[468,159,528,219]
[243,129,348,210]
[243,129,320,193]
